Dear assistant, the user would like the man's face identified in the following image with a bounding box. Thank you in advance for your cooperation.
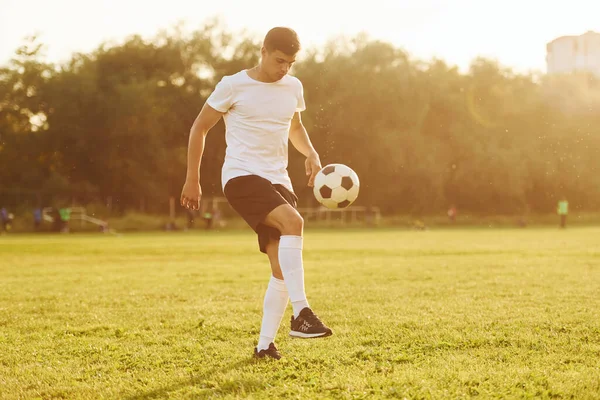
[261,48,297,81]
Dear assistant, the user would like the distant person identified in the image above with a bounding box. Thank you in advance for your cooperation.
[0,207,8,233]
[203,209,213,230]
[59,207,71,233]
[557,198,569,229]
[1,208,13,233]
[0,208,13,232]
[6,212,14,231]
[33,208,42,230]
[447,205,457,223]
[180,27,331,360]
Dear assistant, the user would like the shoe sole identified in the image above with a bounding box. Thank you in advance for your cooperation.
[254,354,281,360]
[254,351,281,360]
[289,330,333,339]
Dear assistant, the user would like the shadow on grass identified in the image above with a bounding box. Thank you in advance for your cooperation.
[124,357,260,399]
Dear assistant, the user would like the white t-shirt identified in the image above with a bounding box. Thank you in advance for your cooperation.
[206,70,306,192]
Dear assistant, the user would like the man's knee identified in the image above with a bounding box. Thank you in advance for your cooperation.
[283,212,304,234]
[265,205,304,235]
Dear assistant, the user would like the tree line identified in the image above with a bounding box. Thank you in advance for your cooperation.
[1,21,599,216]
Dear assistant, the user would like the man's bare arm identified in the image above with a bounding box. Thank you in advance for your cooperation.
[289,112,322,187]
[180,104,224,209]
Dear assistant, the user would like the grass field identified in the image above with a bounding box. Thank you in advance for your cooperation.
[1,227,600,399]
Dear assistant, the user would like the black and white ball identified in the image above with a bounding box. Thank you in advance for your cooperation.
[313,164,360,209]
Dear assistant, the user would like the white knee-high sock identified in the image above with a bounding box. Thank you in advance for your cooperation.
[257,276,289,351]
[279,235,310,318]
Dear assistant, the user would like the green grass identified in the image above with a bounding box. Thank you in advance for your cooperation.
[1,227,600,399]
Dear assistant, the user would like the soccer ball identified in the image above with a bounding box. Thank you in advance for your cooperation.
[313,164,360,209]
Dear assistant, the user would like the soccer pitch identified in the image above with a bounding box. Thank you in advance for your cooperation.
[1,228,599,399]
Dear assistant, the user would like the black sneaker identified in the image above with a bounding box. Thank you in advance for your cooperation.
[290,307,333,338]
[254,343,282,360]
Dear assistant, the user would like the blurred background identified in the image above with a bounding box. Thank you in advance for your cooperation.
[1,0,599,232]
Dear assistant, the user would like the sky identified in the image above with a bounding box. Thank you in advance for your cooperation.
[1,0,600,73]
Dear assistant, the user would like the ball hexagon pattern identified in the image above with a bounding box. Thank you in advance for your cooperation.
[313,164,360,209]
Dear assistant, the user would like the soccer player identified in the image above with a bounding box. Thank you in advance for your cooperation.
[557,197,569,229]
[180,27,332,360]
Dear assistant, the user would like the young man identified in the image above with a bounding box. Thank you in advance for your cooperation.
[180,27,332,360]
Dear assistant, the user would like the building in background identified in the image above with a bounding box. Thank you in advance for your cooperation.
[546,31,600,76]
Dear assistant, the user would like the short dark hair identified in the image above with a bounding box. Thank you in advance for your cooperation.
[263,27,301,56]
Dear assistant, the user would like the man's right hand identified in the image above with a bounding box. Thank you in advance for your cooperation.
[180,180,202,210]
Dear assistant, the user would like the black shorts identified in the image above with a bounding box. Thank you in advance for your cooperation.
[224,175,298,254]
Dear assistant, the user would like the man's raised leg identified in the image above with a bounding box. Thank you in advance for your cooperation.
[263,204,332,338]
